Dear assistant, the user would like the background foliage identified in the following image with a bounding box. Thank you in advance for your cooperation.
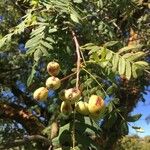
[0,0,150,149]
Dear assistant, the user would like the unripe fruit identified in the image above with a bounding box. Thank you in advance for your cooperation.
[75,101,89,115]
[46,76,61,90]
[60,101,72,115]
[88,95,104,114]
[47,61,60,76]
[33,87,48,101]
[64,88,81,104]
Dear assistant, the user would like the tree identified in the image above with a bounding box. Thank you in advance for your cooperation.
[116,135,150,150]
[0,0,149,149]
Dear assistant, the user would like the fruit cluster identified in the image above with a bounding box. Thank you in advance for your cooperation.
[33,61,105,119]
[33,61,61,101]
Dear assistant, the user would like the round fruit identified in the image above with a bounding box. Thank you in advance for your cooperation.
[89,105,106,120]
[46,76,61,90]
[33,87,48,101]
[75,101,89,115]
[60,101,72,115]
[64,88,81,104]
[88,95,104,114]
[47,61,60,76]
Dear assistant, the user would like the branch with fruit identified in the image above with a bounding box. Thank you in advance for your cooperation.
[32,31,105,149]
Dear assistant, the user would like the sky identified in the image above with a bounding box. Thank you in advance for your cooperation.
[129,92,150,137]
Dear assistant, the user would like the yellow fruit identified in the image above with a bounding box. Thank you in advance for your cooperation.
[47,61,60,76]
[88,95,104,114]
[60,101,72,115]
[46,76,61,90]
[64,88,81,104]
[33,87,48,101]
[89,105,106,120]
[75,101,89,115]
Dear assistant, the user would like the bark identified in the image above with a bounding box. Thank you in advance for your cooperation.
[0,101,45,135]
[0,135,52,150]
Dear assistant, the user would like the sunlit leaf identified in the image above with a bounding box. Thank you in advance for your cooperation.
[118,57,126,75]
[125,61,131,80]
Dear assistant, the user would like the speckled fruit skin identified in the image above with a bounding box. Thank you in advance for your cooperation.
[33,87,48,101]
[88,95,104,114]
[47,62,60,76]
[46,76,61,90]
[75,101,89,115]
[64,88,81,104]
[60,101,72,115]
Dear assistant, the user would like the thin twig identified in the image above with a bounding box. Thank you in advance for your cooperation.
[72,109,76,149]
[71,30,81,90]
[60,72,76,82]
[71,30,81,149]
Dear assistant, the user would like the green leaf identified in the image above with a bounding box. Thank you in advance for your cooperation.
[135,128,144,133]
[39,45,50,57]
[105,112,118,128]
[49,28,57,33]
[40,40,53,50]
[122,53,134,59]
[46,37,55,43]
[25,33,44,48]
[127,114,142,122]
[70,13,79,23]
[121,121,129,135]
[132,64,138,78]
[91,53,100,62]
[107,102,113,113]
[134,61,149,67]
[127,52,145,61]
[106,83,118,95]
[125,61,131,80]
[112,54,119,72]
[34,49,43,61]
[0,37,6,49]
[31,26,46,37]
[106,51,113,60]
[118,57,126,75]
[118,44,142,54]
[73,0,82,3]
[27,65,36,87]
[132,126,144,133]
[132,126,141,129]
[104,41,119,47]
[88,46,101,54]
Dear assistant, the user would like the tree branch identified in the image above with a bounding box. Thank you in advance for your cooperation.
[0,135,51,149]
[0,101,45,135]
[71,30,81,90]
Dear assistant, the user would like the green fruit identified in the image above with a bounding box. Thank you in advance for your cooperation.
[76,101,89,115]
[88,95,104,114]
[47,61,60,76]
[60,101,72,115]
[33,87,48,101]
[46,76,61,90]
[64,88,81,104]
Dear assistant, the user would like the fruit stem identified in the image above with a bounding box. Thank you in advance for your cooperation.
[71,30,81,90]
[60,72,76,82]
[82,68,108,96]
[72,109,76,149]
